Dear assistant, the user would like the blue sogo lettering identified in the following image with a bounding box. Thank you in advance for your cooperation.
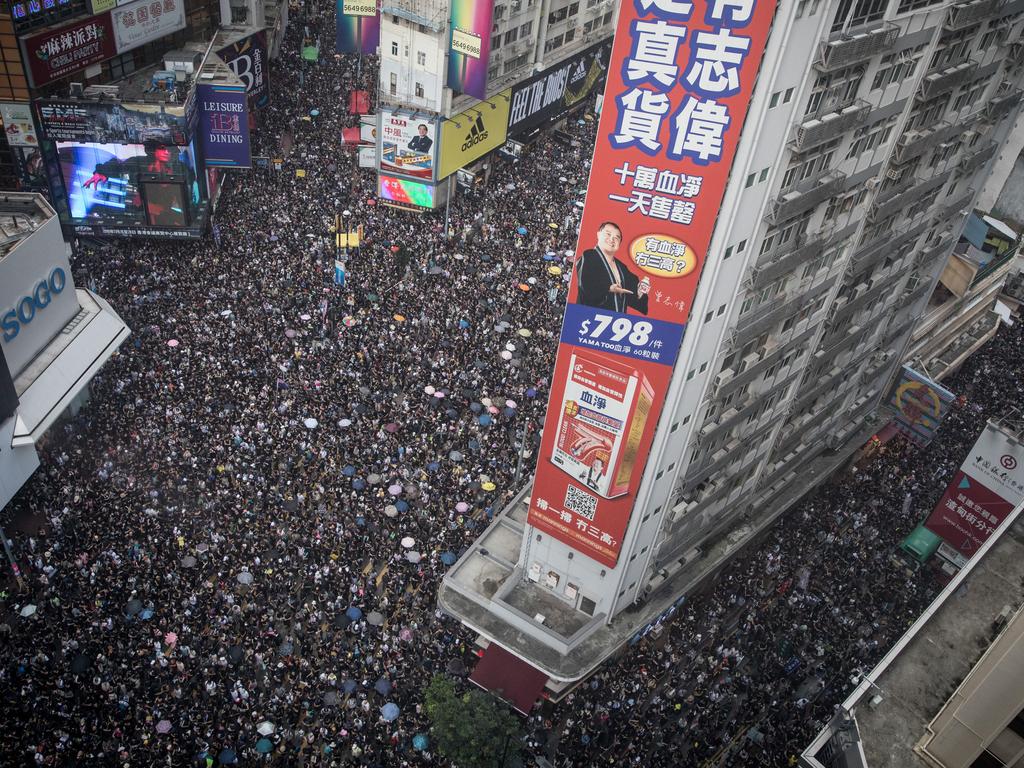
[1,266,66,342]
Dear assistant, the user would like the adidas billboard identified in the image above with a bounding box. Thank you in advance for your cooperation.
[507,39,612,137]
[438,91,511,180]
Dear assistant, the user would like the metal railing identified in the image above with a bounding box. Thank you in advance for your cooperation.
[815,23,899,72]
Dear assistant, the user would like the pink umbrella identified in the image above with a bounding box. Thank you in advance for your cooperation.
[487,406,499,415]
[399,627,414,642]
[388,484,402,496]
[156,719,172,734]
[455,501,469,513]
[506,400,517,409]
[433,391,445,399]
[384,423,399,433]
[166,339,179,348]
[164,631,178,646]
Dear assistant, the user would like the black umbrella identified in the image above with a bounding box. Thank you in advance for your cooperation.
[125,599,143,617]
[70,654,92,674]
[446,659,467,675]
[227,646,244,664]
[323,691,339,706]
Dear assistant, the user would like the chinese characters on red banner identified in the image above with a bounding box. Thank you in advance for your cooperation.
[527,0,778,568]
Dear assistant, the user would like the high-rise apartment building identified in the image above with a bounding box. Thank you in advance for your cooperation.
[378,0,618,113]
[440,0,1024,692]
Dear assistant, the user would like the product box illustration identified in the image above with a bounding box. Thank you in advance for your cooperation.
[550,350,653,499]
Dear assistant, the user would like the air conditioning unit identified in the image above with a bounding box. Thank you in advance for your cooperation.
[865,177,881,191]
[714,368,735,388]
[742,352,759,369]
[885,167,902,181]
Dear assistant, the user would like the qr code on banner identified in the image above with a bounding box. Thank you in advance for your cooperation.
[565,485,597,521]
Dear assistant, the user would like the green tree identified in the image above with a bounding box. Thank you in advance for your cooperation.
[424,674,524,768]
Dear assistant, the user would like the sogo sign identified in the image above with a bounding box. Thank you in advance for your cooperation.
[2,267,67,342]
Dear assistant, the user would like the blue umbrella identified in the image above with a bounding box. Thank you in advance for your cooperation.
[218,748,237,765]
[139,608,154,620]
[458,319,469,329]
[346,606,363,621]
[478,414,492,426]
[342,679,358,693]
[342,465,356,477]
[413,734,429,750]
[255,739,272,754]
[352,478,366,491]
[395,500,409,512]
[310,109,320,117]
[355,515,366,526]
[469,402,482,413]
[502,407,515,417]
[426,462,440,472]
[374,678,392,695]
[542,254,556,261]
[516,226,527,235]
[440,551,457,566]
[526,388,537,398]
[381,703,400,721]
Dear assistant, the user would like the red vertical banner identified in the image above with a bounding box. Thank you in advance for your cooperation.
[526,0,779,568]
[925,422,1024,558]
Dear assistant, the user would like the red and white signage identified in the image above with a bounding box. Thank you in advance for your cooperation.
[111,0,186,55]
[527,0,778,567]
[925,422,1024,557]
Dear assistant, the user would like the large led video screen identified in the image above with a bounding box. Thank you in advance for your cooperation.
[57,141,199,226]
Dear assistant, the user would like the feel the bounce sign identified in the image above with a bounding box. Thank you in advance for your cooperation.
[527,0,777,568]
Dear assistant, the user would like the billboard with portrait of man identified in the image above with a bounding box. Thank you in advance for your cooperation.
[378,108,437,181]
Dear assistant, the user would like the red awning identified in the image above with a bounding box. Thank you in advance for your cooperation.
[341,127,361,145]
[469,644,547,715]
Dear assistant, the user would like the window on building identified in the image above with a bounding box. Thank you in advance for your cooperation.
[564,27,576,43]
[846,116,896,159]
[568,1,580,14]
[872,45,926,90]
[769,91,781,108]
[930,27,978,71]
[391,41,399,56]
[505,28,519,45]
[897,0,943,11]
[545,34,564,53]
[520,20,533,36]
[108,52,137,80]
[831,0,887,33]
[579,595,596,615]
[390,73,398,95]
[416,51,426,66]
[804,67,865,117]
[415,82,424,98]
[602,10,613,24]
[492,34,501,49]
[784,87,795,103]
[781,139,840,190]
[549,6,568,23]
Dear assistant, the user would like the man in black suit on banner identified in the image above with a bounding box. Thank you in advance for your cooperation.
[575,221,650,315]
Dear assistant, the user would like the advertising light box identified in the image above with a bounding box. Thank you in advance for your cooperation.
[378,174,435,208]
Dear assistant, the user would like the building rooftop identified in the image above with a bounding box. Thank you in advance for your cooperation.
[802,501,1024,768]
[0,193,55,260]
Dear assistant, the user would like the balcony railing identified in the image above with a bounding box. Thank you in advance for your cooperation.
[918,60,979,101]
[766,170,847,224]
[870,170,953,219]
[959,140,998,173]
[945,0,1001,30]
[936,187,976,222]
[891,122,960,165]
[970,246,1019,289]
[816,23,899,72]
[986,88,1023,122]
[751,225,837,288]
[791,99,872,152]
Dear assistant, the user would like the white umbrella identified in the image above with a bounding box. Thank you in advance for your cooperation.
[237,571,254,585]
[384,505,399,518]
[424,385,436,395]
[303,417,319,429]
[339,418,352,427]
[500,351,512,360]
[400,537,415,549]
[481,397,493,407]
[406,551,422,563]
[19,604,37,617]
[257,721,275,736]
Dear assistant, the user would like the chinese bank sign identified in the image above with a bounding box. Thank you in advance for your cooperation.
[925,422,1024,558]
[526,0,777,568]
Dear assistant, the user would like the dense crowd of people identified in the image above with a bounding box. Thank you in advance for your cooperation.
[1,3,1022,766]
